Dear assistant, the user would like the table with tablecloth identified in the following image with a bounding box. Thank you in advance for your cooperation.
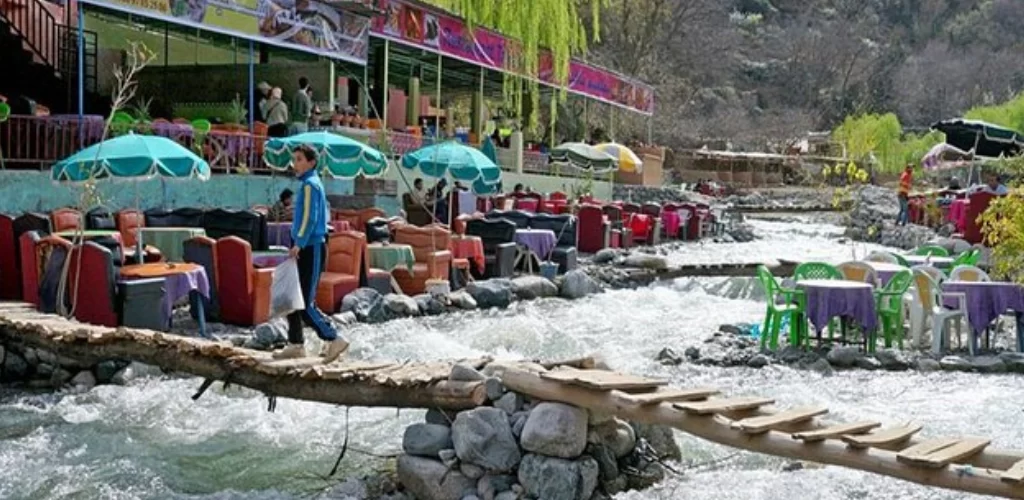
[864,261,910,286]
[943,281,1024,351]
[266,222,292,247]
[903,255,955,269]
[948,199,969,233]
[796,279,878,334]
[151,121,194,142]
[252,250,289,268]
[515,198,540,213]
[367,243,415,272]
[138,227,206,262]
[514,228,556,273]
[119,262,210,337]
[451,235,485,274]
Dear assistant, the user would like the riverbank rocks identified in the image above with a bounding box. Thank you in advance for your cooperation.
[385,293,421,317]
[510,276,559,300]
[843,185,938,248]
[466,280,514,309]
[621,253,669,270]
[559,270,604,299]
[395,371,679,500]
[341,287,390,323]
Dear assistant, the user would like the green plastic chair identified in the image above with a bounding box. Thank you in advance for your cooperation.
[952,249,979,268]
[793,262,843,281]
[755,265,805,350]
[914,245,949,257]
[111,111,135,136]
[874,269,912,351]
[889,252,910,267]
[191,118,212,149]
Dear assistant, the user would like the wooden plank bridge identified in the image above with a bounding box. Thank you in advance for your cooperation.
[2,302,1024,498]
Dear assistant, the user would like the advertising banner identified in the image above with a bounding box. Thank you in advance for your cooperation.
[83,0,372,64]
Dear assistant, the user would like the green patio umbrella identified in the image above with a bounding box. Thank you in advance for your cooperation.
[263,131,388,178]
[51,133,211,182]
[548,142,617,173]
[931,119,1024,158]
[401,140,502,195]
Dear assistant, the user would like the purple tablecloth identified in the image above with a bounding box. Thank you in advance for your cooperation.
[797,279,877,333]
[865,262,909,286]
[253,251,289,268]
[942,281,1024,336]
[515,229,557,259]
[267,222,292,247]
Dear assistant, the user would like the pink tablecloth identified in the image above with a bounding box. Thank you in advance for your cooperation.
[661,211,681,238]
[948,199,969,233]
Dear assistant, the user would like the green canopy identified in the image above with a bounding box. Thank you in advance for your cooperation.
[401,141,502,195]
[548,142,617,173]
[263,131,388,178]
[931,119,1024,158]
[51,133,210,182]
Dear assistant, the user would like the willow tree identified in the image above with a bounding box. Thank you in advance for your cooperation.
[423,0,604,130]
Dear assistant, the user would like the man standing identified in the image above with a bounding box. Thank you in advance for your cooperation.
[896,163,913,226]
[290,76,313,135]
[273,144,349,361]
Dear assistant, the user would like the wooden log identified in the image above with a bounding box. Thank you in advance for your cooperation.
[498,367,1024,499]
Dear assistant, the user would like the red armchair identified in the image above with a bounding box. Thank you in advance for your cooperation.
[117,209,162,262]
[622,203,659,245]
[577,204,610,253]
[52,208,83,232]
[316,231,363,312]
[18,231,43,306]
[215,236,273,326]
[392,224,453,295]
[37,234,72,314]
[0,213,18,300]
[964,191,1000,244]
[601,205,633,248]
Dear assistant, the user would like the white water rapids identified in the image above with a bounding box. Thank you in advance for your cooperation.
[2,216,1022,500]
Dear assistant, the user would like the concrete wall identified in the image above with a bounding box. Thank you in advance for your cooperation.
[0,171,353,214]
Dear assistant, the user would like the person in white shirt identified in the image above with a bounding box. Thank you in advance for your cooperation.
[973,173,1009,195]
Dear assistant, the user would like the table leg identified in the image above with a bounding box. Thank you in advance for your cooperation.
[1016,313,1024,352]
[390,276,404,294]
[189,290,209,339]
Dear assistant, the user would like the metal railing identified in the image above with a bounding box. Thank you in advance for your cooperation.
[57,25,98,102]
[0,0,59,68]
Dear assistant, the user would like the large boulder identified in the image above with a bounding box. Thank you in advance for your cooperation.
[517,454,599,500]
[510,276,559,300]
[340,287,391,323]
[620,253,668,270]
[1,350,29,381]
[591,248,619,264]
[384,293,420,317]
[246,318,288,350]
[397,455,475,500]
[559,270,603,299]
[451,407,522,472]
[465,279,514,309]
[520,402,588,458]
[449,291,478,310]
[825,346,863,368]
[414,294,445,316]
[402,423,453,457]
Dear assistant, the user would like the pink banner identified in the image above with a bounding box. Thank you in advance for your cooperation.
[436,15,506,70]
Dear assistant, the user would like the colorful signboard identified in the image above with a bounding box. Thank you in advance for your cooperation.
[369,0,655,115]
[81,0,372,64]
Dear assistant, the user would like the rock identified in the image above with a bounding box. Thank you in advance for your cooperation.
[782,461,805,472]
[586,443,619,480]
[520,402,588,458]
[778,345,804,364]
[915,358,941,372]
[511,412,528,439]
[807,358,834,376]
[940,355,972,372]
[341,287,391,323]
[403,423,453,457]
[466,280,514,309]
[450,363,486,382]
[518,454,599,500]
[484,378,505,401]
[854,357,882,371]
[559,270,603,299]
[655,347,682,366]
[414,294,445,316]
[449,291,478,310]
[35,349,57,366]
[718,324,743,336]
[1,351,29,381]
[620,253,668,270]
[451,407,521,472]
[494,492,518,500]
[625,461,665,491]
[999,352,1024,373]
[385,293,421,316]
[510,276,559,300]
[111,362,163,385]
[826,346,864,368]
[494,392,522,415]
[460,463,485,480]
[70,370,96,390]
[747,354,770,368]
[50,368,72,387]
[592,249,618,264]
[602,476,628,495]
[93,360,126,384]
[684,346,700,361]
[588,410,614,426]
[478,475,516,497]
[876,349,910,371]
[397,455,476,500]
[971,356,1006,373]
[630,424,682,461]
[246,318,288,350]
[0,345,4,365]
[591,419,636,459]
[438,449,459,468]
[35,363,55,378]
[426,408,456,426]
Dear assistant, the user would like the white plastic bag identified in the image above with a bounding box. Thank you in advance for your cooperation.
[270,259,305,318]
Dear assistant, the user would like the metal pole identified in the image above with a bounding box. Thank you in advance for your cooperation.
[647,114,653,144]
[583,99,588,142]
[436,52,442,139]
[248,40,255,134]
[328,59,336,115]
[382,39,390,128]
[478,66,484,140]
[76,2,84,147]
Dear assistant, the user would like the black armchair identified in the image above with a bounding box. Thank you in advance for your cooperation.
[202,208,267,250]
[465,218,517,278]
[365,217,391,244]
[145,207,205,228]
[485,209,532,229]
[85,207,117,230]
[529,213,578,274]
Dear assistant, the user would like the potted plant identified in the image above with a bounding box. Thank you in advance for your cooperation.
[225,94,248,131]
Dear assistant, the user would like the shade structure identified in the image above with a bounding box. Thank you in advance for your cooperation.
[921,142,974,170]
[401,141,502,194]
[52,133,210,182]
[548,142,616,173]
[931,119,1024,158]
[263,131,388,178]
[595,142,643,173]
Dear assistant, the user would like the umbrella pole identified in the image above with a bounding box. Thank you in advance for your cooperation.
[248,40,254,136]
[436,52,442,140]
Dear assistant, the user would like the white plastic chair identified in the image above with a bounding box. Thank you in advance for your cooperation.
[866,251,898,264]
[838,261,880,287]
[908,269,970,354]
[911,264,945,285]
[949,265,991,283]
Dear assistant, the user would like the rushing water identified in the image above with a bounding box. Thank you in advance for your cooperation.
[1,217,1021,500]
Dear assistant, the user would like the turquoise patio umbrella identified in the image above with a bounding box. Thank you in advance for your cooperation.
[51,133,211,182]
[263,131,388,178]
[401,141,502,195]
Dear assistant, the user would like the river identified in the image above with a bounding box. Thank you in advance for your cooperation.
[1,216,1020,500]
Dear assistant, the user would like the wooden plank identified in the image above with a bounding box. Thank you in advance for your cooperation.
[619,388,720,405]
[731,406,829,434]
[842,424,923,449]
[792,421,881,442]
[897,438,990,468]
[674,397,775,415]
[540,368,668,391]
[1001,459,1024,483]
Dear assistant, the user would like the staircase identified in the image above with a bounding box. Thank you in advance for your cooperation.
[0,0,97,113]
